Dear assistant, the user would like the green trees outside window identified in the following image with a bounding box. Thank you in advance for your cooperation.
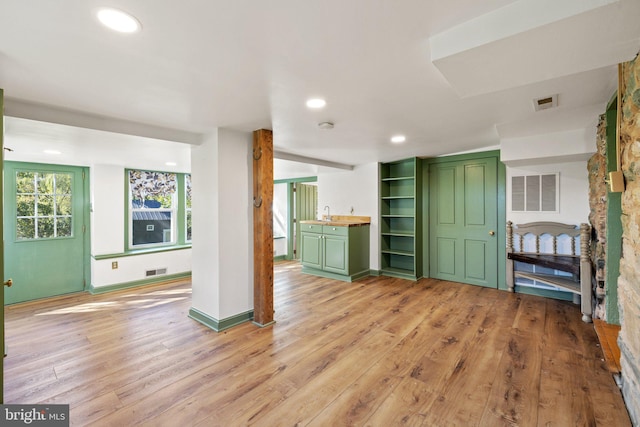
[16,171,73,240]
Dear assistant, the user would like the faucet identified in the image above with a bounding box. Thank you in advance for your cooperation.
[324,205,331,221]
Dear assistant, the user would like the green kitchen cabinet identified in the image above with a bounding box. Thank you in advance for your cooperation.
[300,223,370,282]
[300,225,323,270]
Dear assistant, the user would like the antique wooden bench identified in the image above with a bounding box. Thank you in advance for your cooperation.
[506,221,592,323]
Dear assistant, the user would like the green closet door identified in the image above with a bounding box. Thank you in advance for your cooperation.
[4,162,88,304]
[429,157,498,288]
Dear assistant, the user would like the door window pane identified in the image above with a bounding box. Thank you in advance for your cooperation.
[38,217,55,238]
[17,218,35,240]
[55,173,72,193]
[57,217,72,237]
[17,195,35,216]
[16,172,35,193]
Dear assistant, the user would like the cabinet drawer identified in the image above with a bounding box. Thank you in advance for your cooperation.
[323,225,349,236]
[301,224,323,233]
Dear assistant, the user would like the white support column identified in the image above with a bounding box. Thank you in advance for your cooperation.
[189,128,254,331]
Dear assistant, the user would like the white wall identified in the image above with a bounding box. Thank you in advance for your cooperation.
[190,128,253,321]
[506,161,590,225]
[501,128,594,225]
[217,128,254,319]
[89,163,194,289]
[317,163,379,270]
[4,118,194,289]
[191,132,221,318]
[91,164,125,255]
[501,128,594,166]
[92,250,191,287]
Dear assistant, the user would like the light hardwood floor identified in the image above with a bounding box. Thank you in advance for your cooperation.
[4,261,631,426]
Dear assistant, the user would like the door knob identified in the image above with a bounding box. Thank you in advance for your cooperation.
[4,279,13,287]
[488,230,495,236]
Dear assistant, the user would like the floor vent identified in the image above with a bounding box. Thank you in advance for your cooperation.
[146,268,168,277]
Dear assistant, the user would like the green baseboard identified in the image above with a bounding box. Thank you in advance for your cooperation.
[93,245,192,260]
[273,255,287,262]
[380,270,418,281]
[301,266,370,282]
[188,307,254,332]
[369,269,381,277]
[88,272,191,294]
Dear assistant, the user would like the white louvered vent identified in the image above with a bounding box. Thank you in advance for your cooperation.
[146,268,168,277]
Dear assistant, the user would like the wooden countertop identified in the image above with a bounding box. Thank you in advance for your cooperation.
[300,215,371,227]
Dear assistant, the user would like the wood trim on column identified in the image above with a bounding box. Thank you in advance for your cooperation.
[252,129,275,327]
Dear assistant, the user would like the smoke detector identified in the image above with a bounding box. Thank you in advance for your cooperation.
[533,94,558,112]
[318,122,334,130]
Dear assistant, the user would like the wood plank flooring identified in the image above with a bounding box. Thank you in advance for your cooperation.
[4,261,631,426]
[593,319,622,374]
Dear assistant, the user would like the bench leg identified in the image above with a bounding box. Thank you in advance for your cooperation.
[506,254,515,292]
[580,259,592,323]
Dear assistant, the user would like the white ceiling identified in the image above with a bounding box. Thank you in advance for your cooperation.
[1,0,639,173]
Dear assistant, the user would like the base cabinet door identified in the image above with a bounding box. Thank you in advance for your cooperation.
[323,235,348,275]
[301,232,322,270]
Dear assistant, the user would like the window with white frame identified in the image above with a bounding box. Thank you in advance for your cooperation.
[128,170,177,248]
[511,173,558,212]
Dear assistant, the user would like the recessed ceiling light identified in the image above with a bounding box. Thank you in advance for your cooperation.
[97,8,141,33]
[391,135,406,144]
[43,149,62,155]
[306,98,326,109]
[165,162,177,166]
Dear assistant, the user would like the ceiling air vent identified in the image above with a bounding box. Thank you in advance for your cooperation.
[533,94,558,112]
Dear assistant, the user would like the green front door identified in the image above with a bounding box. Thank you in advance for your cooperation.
[4,162,89,304]
[429,157,498,288]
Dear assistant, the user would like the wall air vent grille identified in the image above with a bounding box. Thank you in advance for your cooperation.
[146,268,168,277]
[533,94,558,112]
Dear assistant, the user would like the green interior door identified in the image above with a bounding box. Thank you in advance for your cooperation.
[3,162,88,304]
[1,89,5,402]
[295,183,318,259]
[429,157,498,288]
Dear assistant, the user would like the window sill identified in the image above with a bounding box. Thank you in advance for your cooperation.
[93,244,192,260]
